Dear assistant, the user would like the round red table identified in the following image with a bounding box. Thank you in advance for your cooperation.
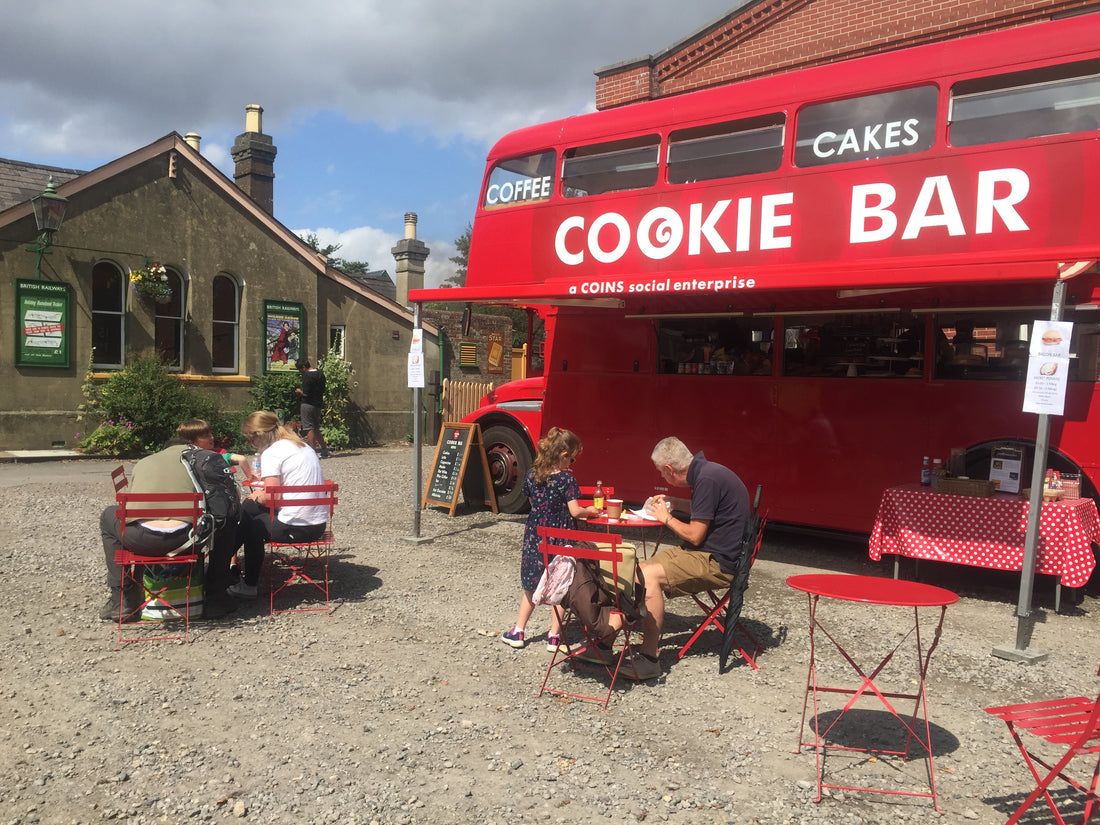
[787,573,958,812]
[586,512,665,557]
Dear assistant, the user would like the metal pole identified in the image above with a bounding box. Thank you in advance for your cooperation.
[993,277,1065,663]
[411,302,423,539]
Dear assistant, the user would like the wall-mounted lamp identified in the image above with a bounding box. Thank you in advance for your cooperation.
[27,176,68,279]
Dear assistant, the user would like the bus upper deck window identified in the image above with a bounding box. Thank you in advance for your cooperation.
[950,60,1100,147]
[668,114,785,184]
[483,151,556,209]
[562,135,659,198]
[794,86,938,167]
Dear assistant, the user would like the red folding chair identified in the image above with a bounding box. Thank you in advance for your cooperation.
[264,481,338,615]
[536,525,643,711]
[114,491,205,648]
[676,485,767,669]
[110,464,129,493]
[985,664,1100,825]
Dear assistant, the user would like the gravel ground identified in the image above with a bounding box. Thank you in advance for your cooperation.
[2,446,1099,825]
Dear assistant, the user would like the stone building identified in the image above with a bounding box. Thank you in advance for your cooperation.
[0,106,437,449]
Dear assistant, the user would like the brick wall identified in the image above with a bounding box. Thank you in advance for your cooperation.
[595,0,1100,108]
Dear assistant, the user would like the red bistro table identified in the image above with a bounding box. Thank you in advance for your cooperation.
[869,484,1100,608]
[585,513,665,558]
[788,573,958,812]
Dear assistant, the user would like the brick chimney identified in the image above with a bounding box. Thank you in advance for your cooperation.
[231,104,277,214]
[392,212,429,307]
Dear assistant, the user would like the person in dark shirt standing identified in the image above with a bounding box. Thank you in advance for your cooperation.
[295,359,330,458]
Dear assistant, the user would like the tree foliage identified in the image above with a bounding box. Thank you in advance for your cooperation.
[299,231,370,276]
[443,223,471,288]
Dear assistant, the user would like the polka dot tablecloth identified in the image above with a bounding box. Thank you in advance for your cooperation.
[868,483,1100,587]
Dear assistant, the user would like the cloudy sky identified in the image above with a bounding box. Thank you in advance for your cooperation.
[1,1,739,287]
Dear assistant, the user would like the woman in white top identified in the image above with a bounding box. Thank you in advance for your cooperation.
[229,410,327,599]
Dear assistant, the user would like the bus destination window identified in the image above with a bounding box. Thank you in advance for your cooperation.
[483,151,556,209]
[794,86,938,167]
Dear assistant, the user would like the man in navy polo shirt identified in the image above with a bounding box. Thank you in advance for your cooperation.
[634,436,750,679]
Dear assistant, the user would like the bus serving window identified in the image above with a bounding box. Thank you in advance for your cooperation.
[949,60,1100,147]
[483,151,556,209]
[667,114,785,184]
[656,317,774,375]
[935,311,1100,382]
[781,313,924,378]
[562,135,659,198]
[794,86,937,167]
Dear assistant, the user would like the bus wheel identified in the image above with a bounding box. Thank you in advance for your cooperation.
[464,425,531,514]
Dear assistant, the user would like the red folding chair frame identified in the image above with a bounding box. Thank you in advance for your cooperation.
[536,525,641,711]
[677,511,767,668]
[985,664,1100,825]
[264,481,338,615]
[114,491,204,648]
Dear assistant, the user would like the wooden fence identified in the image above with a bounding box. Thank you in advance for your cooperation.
[442,379,496,423]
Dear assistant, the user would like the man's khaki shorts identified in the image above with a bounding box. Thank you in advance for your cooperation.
[650,545,732,597]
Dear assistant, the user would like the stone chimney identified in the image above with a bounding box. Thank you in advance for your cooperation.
[392,212,429,306]
[184,132,201,151]
[231,104,277,214]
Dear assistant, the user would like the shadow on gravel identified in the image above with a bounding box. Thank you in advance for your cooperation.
[330,554,381,603]
[984,785,1085,825]
[660,614,788,667]
[809,708,960,758]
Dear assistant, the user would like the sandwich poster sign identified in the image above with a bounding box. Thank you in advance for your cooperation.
[1023,320,1072,415]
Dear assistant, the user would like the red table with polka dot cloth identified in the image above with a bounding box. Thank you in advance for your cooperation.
[869,483,1100,599]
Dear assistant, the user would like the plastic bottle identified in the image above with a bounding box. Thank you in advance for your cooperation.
[593,480,605,511]
[931,458,944,489]
[251,456,261,479]
[920,456,931,486]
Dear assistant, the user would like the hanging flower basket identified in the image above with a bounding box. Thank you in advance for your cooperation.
[130,263,171,303]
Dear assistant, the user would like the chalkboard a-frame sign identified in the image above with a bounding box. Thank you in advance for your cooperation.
[422,423,499,516]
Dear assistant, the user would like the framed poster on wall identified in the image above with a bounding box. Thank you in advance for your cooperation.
[262,300,305,373]
[15,278,71,368]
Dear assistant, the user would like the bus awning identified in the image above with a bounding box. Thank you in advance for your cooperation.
[411,259,1098,311]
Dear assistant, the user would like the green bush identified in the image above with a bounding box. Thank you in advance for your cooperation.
[79,354,220,454]
[211,408,253,454]
[78,417,141,457]
[319,349,353,451]
[249,372,300,424]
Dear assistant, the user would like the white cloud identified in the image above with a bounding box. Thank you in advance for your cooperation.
[0,0,736,161]
[297,226,458,290]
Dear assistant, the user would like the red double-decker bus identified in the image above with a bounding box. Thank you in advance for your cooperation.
[412,15,1100,533]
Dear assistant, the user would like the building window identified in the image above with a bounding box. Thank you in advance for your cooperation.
[212,273,240,373]
[154,267,185,370]
[91,261,125,368]
[329,325,346,359]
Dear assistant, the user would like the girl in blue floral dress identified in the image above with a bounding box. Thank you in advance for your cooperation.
[502,427,601,650]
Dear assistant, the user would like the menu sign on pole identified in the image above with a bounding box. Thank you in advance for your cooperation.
[15,278,71,367]
[1022,320,1072,415]
[422,423,498,516]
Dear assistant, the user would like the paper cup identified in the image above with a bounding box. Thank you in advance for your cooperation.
[606,499,623,520]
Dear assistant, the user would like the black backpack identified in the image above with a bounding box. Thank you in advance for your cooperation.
[180,447,242,530]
